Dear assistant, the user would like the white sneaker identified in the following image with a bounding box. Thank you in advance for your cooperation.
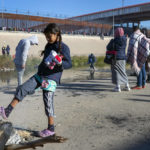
[123,87,130,91]
[114,87,121,92]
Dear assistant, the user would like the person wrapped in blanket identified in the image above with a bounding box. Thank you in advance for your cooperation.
[127,26,150,89]
[0,23,72,137]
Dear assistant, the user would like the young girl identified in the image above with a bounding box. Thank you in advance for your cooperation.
[0,23,72,137]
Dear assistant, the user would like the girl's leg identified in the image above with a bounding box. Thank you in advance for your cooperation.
[38,90,55,137]
[43,91,55,120]
[48,116,54,125]
[0,75,40,119]
[48,116,55,132]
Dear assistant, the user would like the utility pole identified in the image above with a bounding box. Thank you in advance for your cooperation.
[1,0,4,27]
[122,0,124,7]
[121,0,125,26]
[113,9,115,38]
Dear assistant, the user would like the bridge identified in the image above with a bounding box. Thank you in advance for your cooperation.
[1,2,150,35]
[0,12,111,34]
[71,2,150,27]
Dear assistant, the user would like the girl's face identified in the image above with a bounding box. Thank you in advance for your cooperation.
[46,33,58,44]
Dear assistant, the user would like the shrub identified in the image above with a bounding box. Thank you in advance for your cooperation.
[25,57,41,74]
[0,56,15,69]
[72,56,108,68]
[0,55,109,70]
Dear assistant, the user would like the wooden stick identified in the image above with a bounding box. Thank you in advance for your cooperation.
[5,135,68,150]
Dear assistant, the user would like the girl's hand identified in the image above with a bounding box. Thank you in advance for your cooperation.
[48,62,56,70]
[41,80,49,88]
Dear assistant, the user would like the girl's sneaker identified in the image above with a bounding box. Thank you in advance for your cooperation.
[0,107,7,119]
[38,129,55,137]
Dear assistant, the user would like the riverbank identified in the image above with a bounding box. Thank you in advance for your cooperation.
[0,31,111,57]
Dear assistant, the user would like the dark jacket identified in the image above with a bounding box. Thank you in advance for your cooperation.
[88,54,96,64]
[37,41,72,84]
[107,36,127,60]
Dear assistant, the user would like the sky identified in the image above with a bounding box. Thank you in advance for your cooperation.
[1,0,150,27]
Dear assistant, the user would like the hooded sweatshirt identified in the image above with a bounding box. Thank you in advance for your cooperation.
[14,35,38,66]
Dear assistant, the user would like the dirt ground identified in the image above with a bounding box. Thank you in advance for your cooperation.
[1,68,150,150]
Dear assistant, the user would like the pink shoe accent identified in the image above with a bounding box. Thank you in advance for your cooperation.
[0,107,7,119]
[38,129,55,137]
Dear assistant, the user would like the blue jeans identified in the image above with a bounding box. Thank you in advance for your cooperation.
[137,63,146,87]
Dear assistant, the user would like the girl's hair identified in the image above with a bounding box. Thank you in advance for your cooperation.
[41,23,62,56]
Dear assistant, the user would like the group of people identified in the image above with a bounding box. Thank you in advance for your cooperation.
[0,23,72,137]
[0,23,150,138]
[2,45,10,56]
[107,26,150,92]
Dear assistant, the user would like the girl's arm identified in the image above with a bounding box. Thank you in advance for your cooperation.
[61,44,72,69]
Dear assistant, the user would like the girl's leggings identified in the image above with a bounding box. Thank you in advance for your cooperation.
[14,75,55,117]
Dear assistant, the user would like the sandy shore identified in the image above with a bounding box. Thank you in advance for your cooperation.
[1,68,150,150]
[0,31,111,57]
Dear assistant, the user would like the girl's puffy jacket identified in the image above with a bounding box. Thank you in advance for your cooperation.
[37,41,72,84]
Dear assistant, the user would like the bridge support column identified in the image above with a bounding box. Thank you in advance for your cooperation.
[138,22,140,28]
[132,22,135,27]
[127,23,129,28]
[132,22,140,28]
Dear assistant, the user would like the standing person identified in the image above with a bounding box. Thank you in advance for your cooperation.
[100,33,104,40]
[2,45,6,56]
[14,35,38,86]
[0,23,72,137]
[127,26,150,89]
[88,53,96,80]
[6,45,10,56]
[88,53,96,69]
[107,27,130,92]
